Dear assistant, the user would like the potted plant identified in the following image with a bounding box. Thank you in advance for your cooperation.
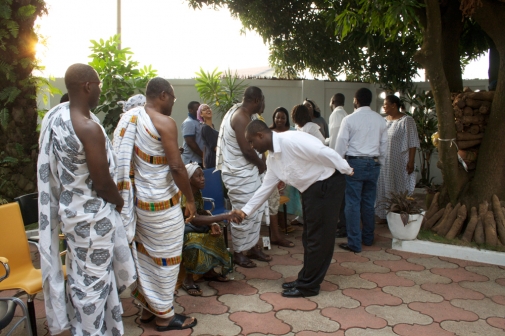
[379,191,425,240]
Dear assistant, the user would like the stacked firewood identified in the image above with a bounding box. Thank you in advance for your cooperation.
[452,88,494,170]
[423,193,505,246]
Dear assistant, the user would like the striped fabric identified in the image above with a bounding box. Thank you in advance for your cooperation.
[113,107,185,318]
[215,104,268,252]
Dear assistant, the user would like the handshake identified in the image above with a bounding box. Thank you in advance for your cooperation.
[227,209,247,224]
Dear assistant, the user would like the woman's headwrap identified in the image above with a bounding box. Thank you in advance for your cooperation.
[196,104,209,122]
[185,162,200,179]
[118,94,146,113]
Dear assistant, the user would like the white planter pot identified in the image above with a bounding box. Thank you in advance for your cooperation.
[387,212,424,240]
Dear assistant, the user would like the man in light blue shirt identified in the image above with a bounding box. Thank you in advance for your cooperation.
[181,101,204,165]
[335,88,388,253]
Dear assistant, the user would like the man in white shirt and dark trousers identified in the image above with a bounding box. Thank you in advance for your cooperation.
[327,93,349,238]
[335,88,388,253]
[237,120,354,298]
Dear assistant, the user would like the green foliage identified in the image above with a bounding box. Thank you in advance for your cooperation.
[88,35,157,134]
[0,0,48,200]
[402,88,438,187]
[194,67,246,118]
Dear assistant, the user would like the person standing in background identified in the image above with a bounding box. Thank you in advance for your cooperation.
[181,101,204,166]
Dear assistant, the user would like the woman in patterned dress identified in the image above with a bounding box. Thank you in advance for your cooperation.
[375,95,420,223]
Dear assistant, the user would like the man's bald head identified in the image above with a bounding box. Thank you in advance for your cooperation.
[243,86,263,103]
[146,77,173,99]
[64,63,99,92]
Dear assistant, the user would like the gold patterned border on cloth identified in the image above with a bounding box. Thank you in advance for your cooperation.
[135,241,182,266]
[117,180,130,191]
[134,145,168,165]
[131,287,174,316]
[134,192,181,212]
[144,126,161,141]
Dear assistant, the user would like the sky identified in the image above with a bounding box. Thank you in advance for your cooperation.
[35,0,489,80]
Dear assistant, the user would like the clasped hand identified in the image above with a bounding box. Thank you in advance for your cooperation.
[228,209,246,224]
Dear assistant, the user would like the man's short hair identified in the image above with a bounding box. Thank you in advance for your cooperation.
[243,86,263,102]
[355,88,372,107]
[188,101,200,111]
[332,93,345,106]
[246,119,270,135]
[64,63,98,91]
[60,93,69,103]
[146,77,172,99]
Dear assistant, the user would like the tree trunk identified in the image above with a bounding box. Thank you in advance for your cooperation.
[464,0,505,205]
[414,0,467,205]
[441,0,464,92]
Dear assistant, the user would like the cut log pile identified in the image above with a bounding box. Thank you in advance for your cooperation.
[452,88,494,170]
[422,193,505,246]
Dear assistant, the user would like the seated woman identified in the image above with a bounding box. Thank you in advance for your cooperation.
[180,163,240,296]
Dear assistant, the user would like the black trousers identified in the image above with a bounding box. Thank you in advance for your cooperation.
[337,194,346,233]
[296,171,346,295]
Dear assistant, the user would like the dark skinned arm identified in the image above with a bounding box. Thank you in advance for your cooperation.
[151,114,197,221]
[181,209,243,227]
[184,135,203,158]
[407,147,417,174]
[231,111,266,174]
[73,118,124,211]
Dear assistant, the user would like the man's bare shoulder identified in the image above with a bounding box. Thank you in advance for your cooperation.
[145,109,176,135]
[230,107,251,130]
[72,113,104,144]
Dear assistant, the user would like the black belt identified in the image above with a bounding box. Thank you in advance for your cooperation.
[346,156,378,160]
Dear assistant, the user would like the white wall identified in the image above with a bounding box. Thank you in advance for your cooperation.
[44,78,489,185]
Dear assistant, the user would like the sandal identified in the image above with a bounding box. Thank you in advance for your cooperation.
[247,247,273,262]
[203,271,230,282]
[271,239,294,248]
[182,283,203,296]
[156,313,197,331]
[234,253,257,268]
[139,313,155,324]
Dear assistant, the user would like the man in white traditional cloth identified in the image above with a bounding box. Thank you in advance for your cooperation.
[215,86,272,268]
[38,63,136,336]
[113,77,197,331]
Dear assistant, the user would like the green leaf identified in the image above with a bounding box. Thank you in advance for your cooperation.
[0,108,9,128]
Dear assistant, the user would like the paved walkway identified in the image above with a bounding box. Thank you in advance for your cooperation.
[3,222,505,335]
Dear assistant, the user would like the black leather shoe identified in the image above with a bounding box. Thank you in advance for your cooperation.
[338,243,360,253]
[282,281,297,289]
[282,288,317,298]
[335,231,347,238]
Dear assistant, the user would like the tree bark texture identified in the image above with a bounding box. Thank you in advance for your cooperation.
[441,0,464,92]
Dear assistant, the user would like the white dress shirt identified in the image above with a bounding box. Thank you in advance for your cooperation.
[242,131,353,216]
[326,106,348,148]
[296,122,325,144]
[334,106,388,166]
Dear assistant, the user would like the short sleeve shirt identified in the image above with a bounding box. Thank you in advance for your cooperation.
[181,115,204,164]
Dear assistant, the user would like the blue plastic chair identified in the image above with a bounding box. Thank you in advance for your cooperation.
[201,168,229,247]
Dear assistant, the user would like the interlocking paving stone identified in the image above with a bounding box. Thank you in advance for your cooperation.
[439,257,487,267]
[140,321,192,336]
[450,298,505,318]
[465,266,505,281]
[13,297,46,318]
[383,285,444,303]
[175,295,228,315]
[219,294,273,313]
[325,274,377,289]
[121,298,141,317]
[332,252,369,263]
[396,269,452,285]
[361,244,383,251]
[236,265,283,280]
[208,279,258,295]
[120,286,132,299]
[8,316,49,336]
[374,259,425,272]
[360,272,415,287]
[342,288,402,306]
[496,278,505,286]
[320,281,338,292]
[487,317,505,331]
[121,315,143,336]
[407,257,459,270]
[292,253,335,264]
[268,254,304,266]
[177,281,218,297]
[459,280,505,297]
[268,245,290,256]
[321,306,387,330]
[344,326,396,335]
[430,267,490,282]
[408,301,479,322]
[307,290,360,309]
[340,261,390,274]
[441,319,505,336]
[296,331,344,336]
[393,323,455,336]
[385,249,432,259]
[190,313,242,336]
[271,265,304,279]
[247,278,285,294]
[325,262,356,276]
[229,311,291,335]
[278,244,305,254]
[491,295,505,305]
[360,250,401,261]
[421,283,485,300]
[259,293,317,311]
[276,310,340,333]
[365,304,433,326]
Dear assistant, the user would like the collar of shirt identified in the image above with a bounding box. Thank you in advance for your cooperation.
[188,113,197,120]
[270,132,282,156]
[353,106,373,113]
